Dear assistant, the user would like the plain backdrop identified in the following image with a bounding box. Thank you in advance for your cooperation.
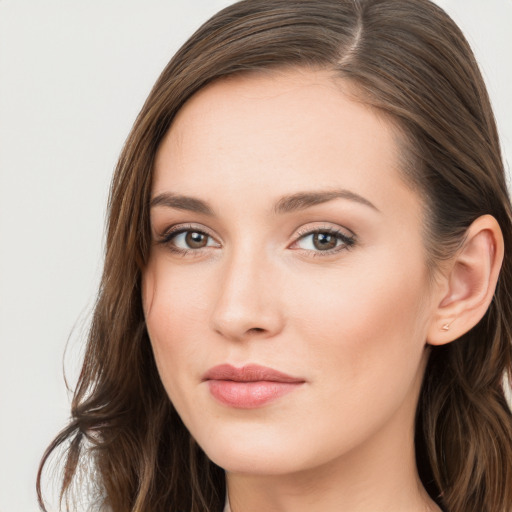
[0,1,511,511]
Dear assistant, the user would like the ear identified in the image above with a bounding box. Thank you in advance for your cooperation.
[427,215,504,346]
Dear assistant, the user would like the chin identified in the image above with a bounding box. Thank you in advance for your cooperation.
[193,422,334,477]
[207,446,303,476]
[193,425,301,475]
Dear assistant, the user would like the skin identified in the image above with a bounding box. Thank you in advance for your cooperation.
[143,69,446,511]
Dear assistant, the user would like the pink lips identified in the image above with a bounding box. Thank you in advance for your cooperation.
[203,364,305,409]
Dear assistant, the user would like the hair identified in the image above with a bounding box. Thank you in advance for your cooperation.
[37,0,512,511]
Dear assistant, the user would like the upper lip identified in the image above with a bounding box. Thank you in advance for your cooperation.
[202,364,305,383]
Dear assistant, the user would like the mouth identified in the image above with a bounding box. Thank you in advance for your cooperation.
[202,364,305,409]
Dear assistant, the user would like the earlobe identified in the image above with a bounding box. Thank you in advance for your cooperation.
[427,215,504,346]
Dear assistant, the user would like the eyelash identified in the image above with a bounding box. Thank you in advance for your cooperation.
[157,224,356,257]
[293,226,356,256]
[157,224,217,257]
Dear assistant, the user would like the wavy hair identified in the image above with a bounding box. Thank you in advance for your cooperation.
[38,1,512,511]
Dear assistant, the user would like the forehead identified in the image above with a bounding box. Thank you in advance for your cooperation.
[153,68,417,220]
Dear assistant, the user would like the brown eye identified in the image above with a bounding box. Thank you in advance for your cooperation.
[293,228,356,254]
[185,231,208,248]
[162,228,220,252]
[312,232,338,250]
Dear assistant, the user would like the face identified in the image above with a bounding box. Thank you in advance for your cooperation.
[143,69,438,477]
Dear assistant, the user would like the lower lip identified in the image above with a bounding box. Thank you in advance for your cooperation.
[207,380,303,408]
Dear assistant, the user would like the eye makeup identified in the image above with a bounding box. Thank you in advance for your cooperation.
[154,221,356,259]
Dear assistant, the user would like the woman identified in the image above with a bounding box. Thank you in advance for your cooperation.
[37,0,512,511]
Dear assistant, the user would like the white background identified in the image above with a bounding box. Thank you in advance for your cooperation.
[0,1,511,511]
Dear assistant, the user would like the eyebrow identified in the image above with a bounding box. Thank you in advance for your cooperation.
[273,190,379,214]
[150,192,214,215]
[149,189,379,216]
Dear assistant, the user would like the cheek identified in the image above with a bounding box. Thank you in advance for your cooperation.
[288,250,431,394]
[142,257,212,396]
[143,256,210,333]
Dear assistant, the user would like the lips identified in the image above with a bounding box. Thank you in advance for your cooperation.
[203,364,305,409]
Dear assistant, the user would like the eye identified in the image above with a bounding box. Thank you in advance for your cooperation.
[292,227,355,253]
[173,230,212,249]
[158,226,221,254]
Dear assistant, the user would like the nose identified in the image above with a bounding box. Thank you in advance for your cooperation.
[210,248,285,342]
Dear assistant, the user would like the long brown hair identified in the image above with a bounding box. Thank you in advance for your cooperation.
[38,1,512,511]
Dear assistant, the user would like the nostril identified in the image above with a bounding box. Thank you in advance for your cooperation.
[248,327,265,334]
